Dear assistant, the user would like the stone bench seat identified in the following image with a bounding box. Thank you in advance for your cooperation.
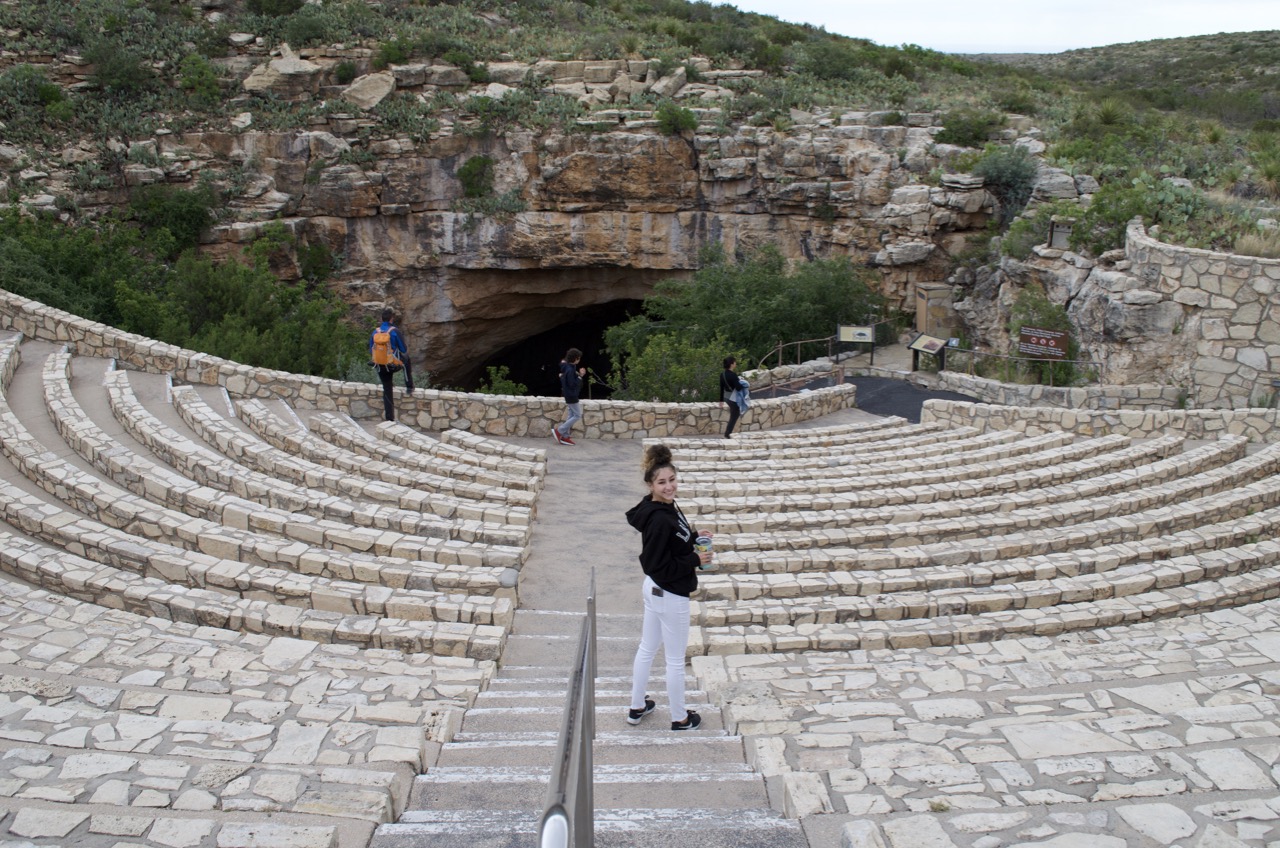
[237,399,538,507]
[708,461,1280,574]
[690,556,1280,655]
[34,359,524,560]
[0,578,491,713]
[675,429,1057,473]
[310,413,543,492]
[172,385,533,529]
[0,477,513,628]
[0,342,520,585]
[656,416,917,450]
[87,364,527,548]
[0,530,506,659]
[693,537,1280,628]
[688,435,1227,526]
[648,421,960,460]
[682,433,1184,502]
[714,442,1280,554]
[436,427,548,464]
[699,498,1280,602]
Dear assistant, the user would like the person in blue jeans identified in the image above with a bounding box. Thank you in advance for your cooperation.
[552,348,585,445]
[368,307,413,421]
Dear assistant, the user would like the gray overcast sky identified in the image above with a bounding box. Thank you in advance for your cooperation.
[720,0,1280,54]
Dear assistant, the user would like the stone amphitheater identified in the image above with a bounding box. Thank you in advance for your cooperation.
[0,293,1275,848]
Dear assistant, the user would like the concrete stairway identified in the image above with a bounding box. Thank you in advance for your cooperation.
[372,609,807,848]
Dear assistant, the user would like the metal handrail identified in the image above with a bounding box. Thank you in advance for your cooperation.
[538,567,597,848]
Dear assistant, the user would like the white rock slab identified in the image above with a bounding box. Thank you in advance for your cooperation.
[1117,802,1197,842]
[882,814,959,848]
[1188,748,1274,791]
[1110,681,1201,712]
[1002,721,1135,759]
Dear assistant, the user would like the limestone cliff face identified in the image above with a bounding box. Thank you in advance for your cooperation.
[178,119,992,382]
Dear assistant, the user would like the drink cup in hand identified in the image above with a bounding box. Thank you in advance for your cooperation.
[694,535,715,571]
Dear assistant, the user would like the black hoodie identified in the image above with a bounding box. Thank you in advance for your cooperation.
[626,495,700,597]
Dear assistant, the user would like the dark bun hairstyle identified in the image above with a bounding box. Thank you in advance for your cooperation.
[642,444,676,483]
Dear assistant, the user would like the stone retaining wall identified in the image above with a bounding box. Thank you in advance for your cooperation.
[1124,220,1280,409]
[0,289,855,438]
[923,399,1280,442]
[927,370,1185,410]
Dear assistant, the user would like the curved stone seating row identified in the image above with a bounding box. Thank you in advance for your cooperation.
[701,495,1280,601]
[690,552,1280,654]
[650,420,957,459]
[676,428,1062,474]
[694,528,1280,628]
[38,353,523,561]
[435,426,548,463]
[0,476,512,628]
[0,343,518,591]
[92,364,525,550]
[710,449,1280,575]
[309,413,542,492]
[0,529,504,659]
[688,435,1229,527]
[237,398,538,507]
[172,385,532,530]
[0,575,490,717]
[660,416,915,449]
[681,432,1183,501]
[714,442,1280,554]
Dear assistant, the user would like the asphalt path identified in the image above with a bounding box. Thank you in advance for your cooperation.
[846,376,978,423]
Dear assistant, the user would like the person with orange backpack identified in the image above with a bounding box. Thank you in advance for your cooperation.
[369,307,413,421]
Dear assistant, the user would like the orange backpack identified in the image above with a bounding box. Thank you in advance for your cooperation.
[371,326,403,368]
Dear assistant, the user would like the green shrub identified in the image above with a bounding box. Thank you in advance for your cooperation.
[371,93,440,141]
[373,38,413,70]
[935,108,1003,148]
[971,145,1038,226]
[476,365,528,396]
[443,49,490,83]
[245,0,303,16]
[608,332,742,402]
[457,155,495,198]
[283,9,331,47]
[655,100,697,135]
[178,53,220,107]
[334,61,358,86]
[86,40,155,95]
[1008,285,1078,386]
[606,244,885,387]
[128,183,218,256]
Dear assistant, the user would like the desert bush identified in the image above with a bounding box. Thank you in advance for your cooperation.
[128,183,218,256]
[476,365,528,396]
[371,93,440,141]
[605,244,885,397]
[655,100,697,135]
[246,0,303,16]
[178,53,220,107]
[1008,284,1078,386]
[971,145,1038,226]
[334,61,358,86]
[457,155,495,198]
[935,108,1003,148]
[608,332,742,403]
[373,37,413,70]
[1234,227,1280,259]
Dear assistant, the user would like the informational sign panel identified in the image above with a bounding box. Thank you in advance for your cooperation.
[838,325,874,343]
[1018,327,1068,359]
[908,334,947,355]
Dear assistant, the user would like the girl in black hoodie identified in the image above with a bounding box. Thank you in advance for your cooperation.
[624,444,713,731]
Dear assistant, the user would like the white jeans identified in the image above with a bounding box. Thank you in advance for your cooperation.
[555,402,582,438]
[630,575,691,722]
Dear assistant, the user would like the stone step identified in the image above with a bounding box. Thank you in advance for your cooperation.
[406,763,765,810]
[437,730,746,767]
[496,632,661,668]
[373,807,806,848]
[471,686,709,707]
[458,702,725,734]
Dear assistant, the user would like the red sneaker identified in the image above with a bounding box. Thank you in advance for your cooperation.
[561,435,576,445]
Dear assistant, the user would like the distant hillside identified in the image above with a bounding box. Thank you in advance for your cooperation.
[974,30,1280,126]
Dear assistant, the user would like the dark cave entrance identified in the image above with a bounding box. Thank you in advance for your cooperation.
[473,299,644,397]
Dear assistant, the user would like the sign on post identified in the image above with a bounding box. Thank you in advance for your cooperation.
[837,325,874,343]
[908,334,947,355]
[1017,327,1068,359]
